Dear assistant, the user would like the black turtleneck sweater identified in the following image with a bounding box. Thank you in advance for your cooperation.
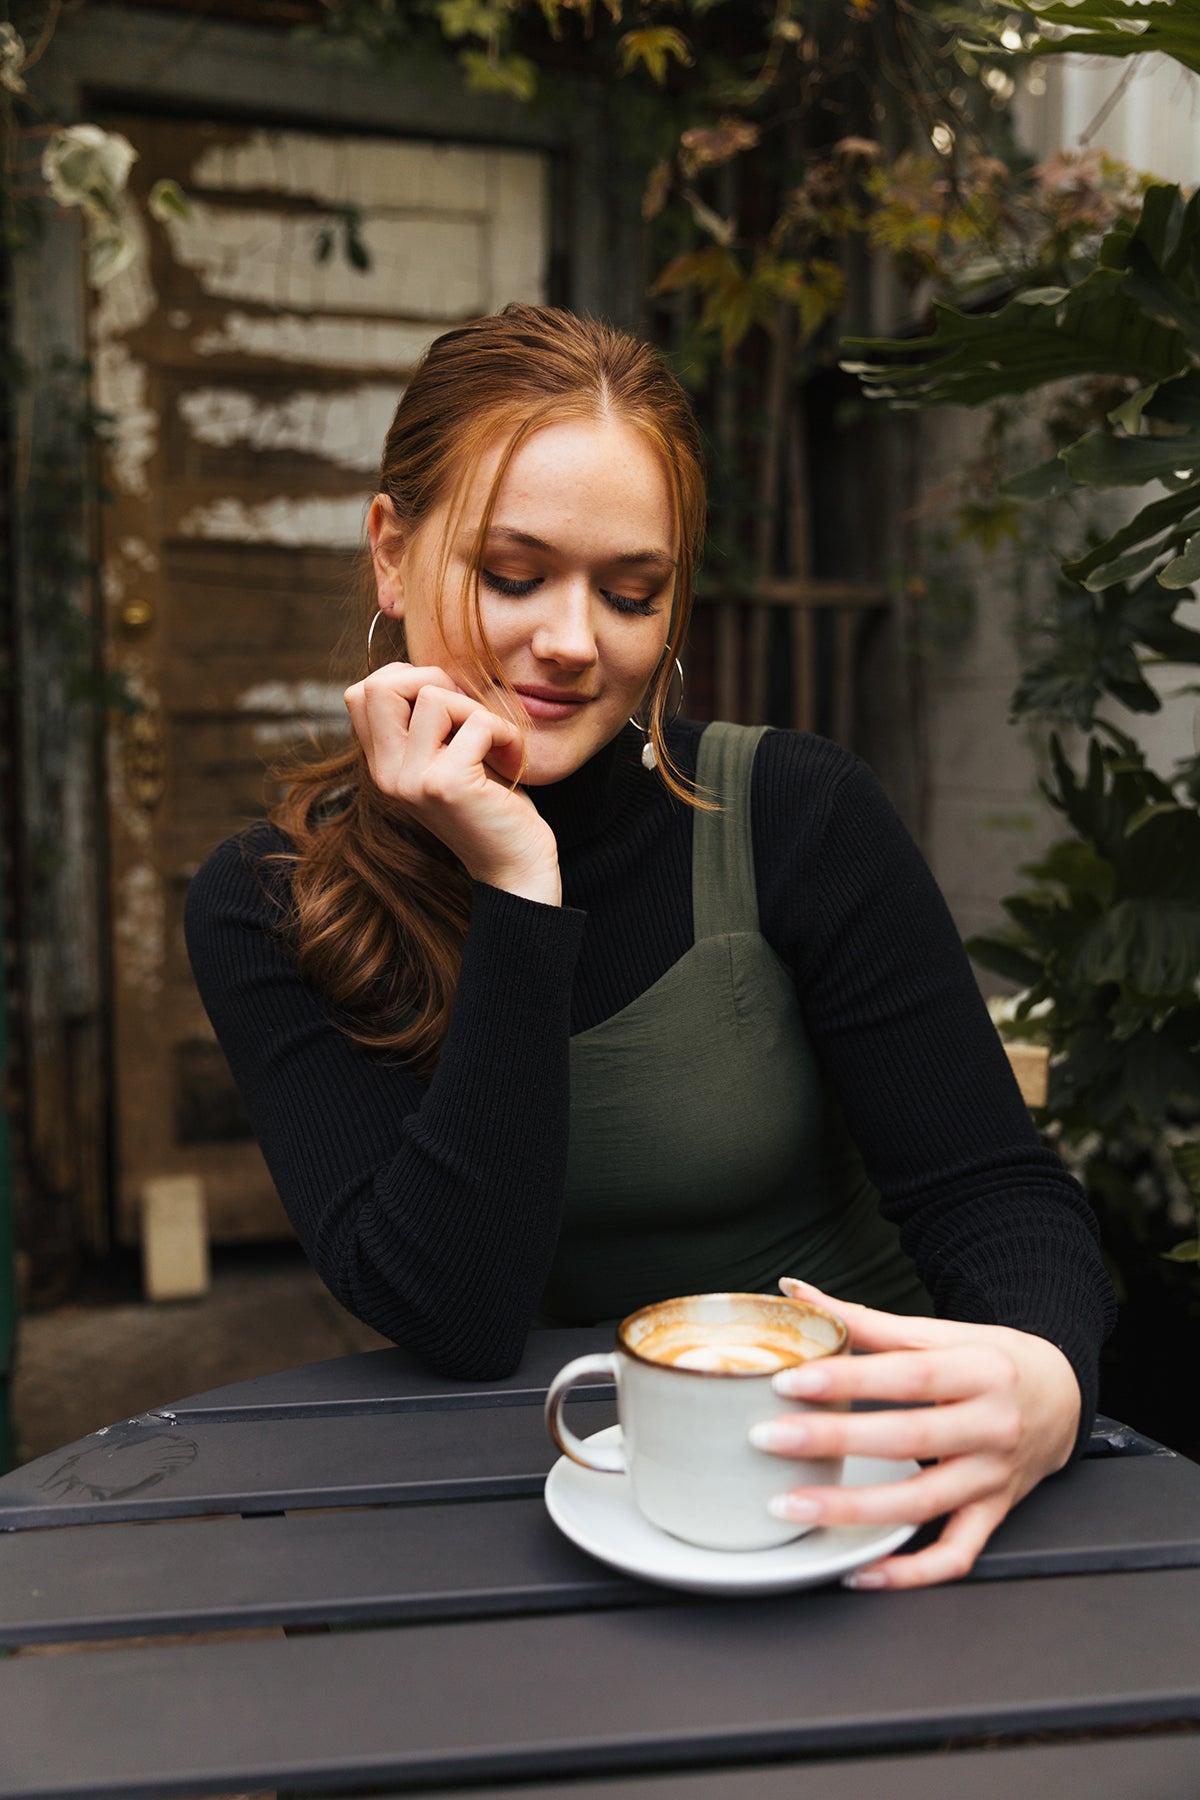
[184,720,1114,1451]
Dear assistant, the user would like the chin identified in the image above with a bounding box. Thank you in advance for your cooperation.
[519,736,598,786]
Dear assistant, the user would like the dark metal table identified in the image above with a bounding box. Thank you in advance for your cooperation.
[1,1327,1197,1799]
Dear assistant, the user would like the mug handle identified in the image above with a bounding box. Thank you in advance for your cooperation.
[545,1354,625,1473]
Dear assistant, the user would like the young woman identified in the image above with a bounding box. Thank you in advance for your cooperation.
[186,304,1115,1590]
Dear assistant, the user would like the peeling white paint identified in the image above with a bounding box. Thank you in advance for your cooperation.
[192,310,431,373]
[120,538,158,572]
[107,659,156,848]
[93,342,156,497]
[92,203,155,341]
[251,717,351,747]
[168,310,191,329]
[163,203,484,319]
[177,384,397,473]
[177,494,367,548]
[114,860,165,1006]
[238,680,346,715]
[190,131,490,215]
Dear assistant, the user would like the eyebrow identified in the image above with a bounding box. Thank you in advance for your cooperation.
[485,526,677,571]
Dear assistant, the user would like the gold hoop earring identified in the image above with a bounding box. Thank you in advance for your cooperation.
[630,656,684,771]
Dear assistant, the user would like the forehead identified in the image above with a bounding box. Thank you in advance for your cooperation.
[460,416,675,550]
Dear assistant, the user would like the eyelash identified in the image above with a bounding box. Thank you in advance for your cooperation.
[481,570,658,617]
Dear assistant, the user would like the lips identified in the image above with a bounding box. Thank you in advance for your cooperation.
[513,685,595,722]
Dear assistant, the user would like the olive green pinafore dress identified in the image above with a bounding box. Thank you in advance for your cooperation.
[537,721,931,1326]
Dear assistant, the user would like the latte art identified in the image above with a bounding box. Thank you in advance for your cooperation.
[635,1321,821,1374]
[669,1343,789,1373]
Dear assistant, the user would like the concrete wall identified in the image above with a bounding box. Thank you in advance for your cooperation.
[921,54,1200,967]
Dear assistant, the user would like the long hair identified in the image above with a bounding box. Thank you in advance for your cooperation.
[269,305,707,1072]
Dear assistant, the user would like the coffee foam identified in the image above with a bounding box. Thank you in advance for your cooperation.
[634,1320,821,1374]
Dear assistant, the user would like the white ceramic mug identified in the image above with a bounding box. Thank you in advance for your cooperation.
[544,1291,848,1551]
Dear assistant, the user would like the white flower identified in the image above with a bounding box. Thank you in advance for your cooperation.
[0,24,26,94]
[42,125,137,226]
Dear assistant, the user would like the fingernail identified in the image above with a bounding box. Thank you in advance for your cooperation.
[767,1493,822,1522]
[772,1365,830,1398]
[749,1419,809,1452]
[842,1568,887,1590]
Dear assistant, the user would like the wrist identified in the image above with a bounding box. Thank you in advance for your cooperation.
[482,863,562,907]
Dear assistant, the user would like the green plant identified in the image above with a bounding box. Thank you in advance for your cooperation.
[846,3,1200,1282]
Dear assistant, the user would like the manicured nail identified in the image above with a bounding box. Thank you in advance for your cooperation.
[772,1364,830,1398]
[767,1493,822,1522]
[749,1419,810,1452]
[842,1568,887,1590]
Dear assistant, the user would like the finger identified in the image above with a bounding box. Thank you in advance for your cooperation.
[844,1496,1004,1591]
[424,708,523,792]
[753,1394,1011,1464]
[406,686,519,771]
[779,1277,956,1354]
[368,662,460,701]
[771,1342,1019,1408]
[768,1453,1008,1530]
[343,681,376,759]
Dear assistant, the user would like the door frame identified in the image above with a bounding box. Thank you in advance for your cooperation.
[11,4,632,1267]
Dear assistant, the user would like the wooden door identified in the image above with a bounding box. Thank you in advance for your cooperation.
[92,113,549,1244]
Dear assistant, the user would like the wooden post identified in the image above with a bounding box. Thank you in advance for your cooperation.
[141,1176,210,1302]
[1004,1042,1050,1110]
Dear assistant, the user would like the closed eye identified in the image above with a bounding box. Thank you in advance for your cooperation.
[481,569,660,617]
[482,570,540,598]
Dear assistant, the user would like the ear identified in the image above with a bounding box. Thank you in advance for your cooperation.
[368,495,406,617]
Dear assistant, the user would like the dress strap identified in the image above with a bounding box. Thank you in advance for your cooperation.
[692,722,770,940]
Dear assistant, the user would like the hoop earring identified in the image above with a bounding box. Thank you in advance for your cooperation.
[630,656,684,771]
[367,615,390,676]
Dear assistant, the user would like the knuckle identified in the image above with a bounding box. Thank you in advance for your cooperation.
[939,1544,974,1582]
[981,1347,1019,1395]
[992,1402,1022,1456]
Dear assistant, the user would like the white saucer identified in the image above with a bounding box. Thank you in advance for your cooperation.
[545,1425,919,1596]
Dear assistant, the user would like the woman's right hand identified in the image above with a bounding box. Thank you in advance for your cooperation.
[344,664,561,906]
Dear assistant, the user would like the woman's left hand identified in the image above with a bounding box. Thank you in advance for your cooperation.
[754,1276,1082,1590]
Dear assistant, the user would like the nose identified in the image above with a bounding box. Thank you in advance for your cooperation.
[530,582,599,670]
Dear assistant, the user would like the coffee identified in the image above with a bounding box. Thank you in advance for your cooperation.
[546,1291,849,1550]
[634,1322,820,1374]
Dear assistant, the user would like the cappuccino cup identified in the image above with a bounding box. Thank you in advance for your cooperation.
[545,1291,848,1551]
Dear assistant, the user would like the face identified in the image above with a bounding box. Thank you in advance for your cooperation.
[370,415,677,785]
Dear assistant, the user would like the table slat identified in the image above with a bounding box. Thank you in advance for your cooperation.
[2,1571,1197,1798]
[159,1328,615,1419]
[0,1399,616,1529]
[4,1452,1200,1644]
[401,1736,1200,1800]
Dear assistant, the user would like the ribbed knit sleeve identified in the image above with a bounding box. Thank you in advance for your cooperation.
[184,826,586,1378]
[752,734,1116,1457]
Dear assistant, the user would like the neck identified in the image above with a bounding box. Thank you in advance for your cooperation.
[528,724,647,852]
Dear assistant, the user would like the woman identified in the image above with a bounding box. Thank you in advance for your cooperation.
[186,304,1114,1590]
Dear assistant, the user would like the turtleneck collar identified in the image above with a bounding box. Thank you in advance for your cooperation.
[528,723,649,853]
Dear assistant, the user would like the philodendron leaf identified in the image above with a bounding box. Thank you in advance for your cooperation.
[1108,383,1159,433]
[1002,455,1078,501]
[1063,488,1200,588]
[1159,528,1200,589]
[1075,898,1200,996]
[1124,238,1200,360]
[842,262,1187,410]
[1172,1139,1200,1200]
[1163,1238,1200,1263]
[1124,802,1186,837]
[1062,432,1200,490]
[963,934,1046,987]
[1002,1,1200,79]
